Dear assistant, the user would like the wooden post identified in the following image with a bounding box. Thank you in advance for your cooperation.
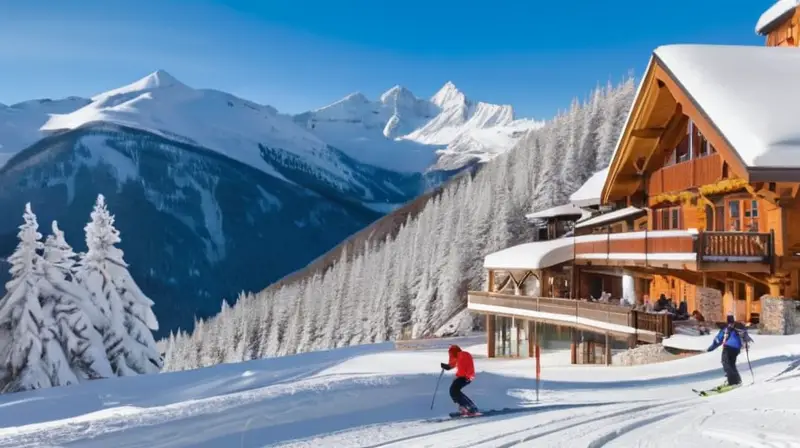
[570,328,577,364]
[605,332,611,366]
[488,269,495,293]
[486,315,496,358]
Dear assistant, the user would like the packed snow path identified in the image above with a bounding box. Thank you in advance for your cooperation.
[0,336,799,447]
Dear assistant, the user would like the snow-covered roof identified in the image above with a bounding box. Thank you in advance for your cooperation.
[484,238,574,270]
[655,45,800,169]
[756,0,799,35]
[569,168,609,208]
[574,206,644,229]
[525,203,590,221]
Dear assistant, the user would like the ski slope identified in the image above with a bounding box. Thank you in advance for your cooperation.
[0,334,799,447]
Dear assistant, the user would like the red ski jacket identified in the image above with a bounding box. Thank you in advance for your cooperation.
[448,346,475,381]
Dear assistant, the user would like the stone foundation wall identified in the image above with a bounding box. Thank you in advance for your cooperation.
[696,287,723,323]
[759,297,800,335]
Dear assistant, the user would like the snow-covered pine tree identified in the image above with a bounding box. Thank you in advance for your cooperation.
[41,220,113,384]
[79,194,161,376]
[0,204,52,392]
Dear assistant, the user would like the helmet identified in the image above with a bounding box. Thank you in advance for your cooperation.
[448,345,462,356]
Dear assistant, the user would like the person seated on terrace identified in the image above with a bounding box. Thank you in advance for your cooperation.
[675,300,689,320]
[653,294,669,312]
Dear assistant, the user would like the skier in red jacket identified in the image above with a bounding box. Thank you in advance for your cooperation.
[440,345,478,415]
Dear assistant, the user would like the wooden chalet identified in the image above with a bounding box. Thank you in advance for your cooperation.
[467,1,800,364]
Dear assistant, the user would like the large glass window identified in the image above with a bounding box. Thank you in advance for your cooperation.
[494,316,531,358]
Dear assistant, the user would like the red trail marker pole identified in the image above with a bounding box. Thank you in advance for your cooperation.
[535,344,541,403]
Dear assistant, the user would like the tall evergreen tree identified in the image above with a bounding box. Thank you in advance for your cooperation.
[0,204,52,392]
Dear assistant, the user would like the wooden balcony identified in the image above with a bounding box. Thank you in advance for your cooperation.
[648,153,722,195]
[698,231,772,264]
[467,291,671,343]
[573,230,773,272]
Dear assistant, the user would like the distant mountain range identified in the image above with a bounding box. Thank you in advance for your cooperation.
[0,70,538,336]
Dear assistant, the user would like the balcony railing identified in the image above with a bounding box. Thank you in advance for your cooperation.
[467,291,671,343]
[648,153,722,196]
[572,229,773,268]
[698,231,772,263]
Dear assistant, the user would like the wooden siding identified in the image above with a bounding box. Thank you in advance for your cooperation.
[648,153,723,195]
[574,234,695,256]
[765,8,800,47]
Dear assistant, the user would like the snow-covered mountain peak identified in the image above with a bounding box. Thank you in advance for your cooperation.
[379,85,416,105]
[92,69,190,102]
[341,92,370,104]
[431,81,466,109]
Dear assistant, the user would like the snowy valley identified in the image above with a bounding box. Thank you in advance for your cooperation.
[159,78,636,370]
[0,70,529,336]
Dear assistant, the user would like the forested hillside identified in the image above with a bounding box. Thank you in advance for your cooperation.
[162,77,636,371]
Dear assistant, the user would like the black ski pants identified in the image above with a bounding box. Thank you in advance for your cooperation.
[449,377,477,411]
[721,346,741,386]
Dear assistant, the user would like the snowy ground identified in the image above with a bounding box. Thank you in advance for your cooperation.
[1,334,799,447]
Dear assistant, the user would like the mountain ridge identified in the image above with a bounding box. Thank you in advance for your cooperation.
[1,71,541,175]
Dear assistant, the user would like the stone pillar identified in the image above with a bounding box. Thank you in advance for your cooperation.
[696,286,723,323]
[760,297,797,335]
[767,272,790,298]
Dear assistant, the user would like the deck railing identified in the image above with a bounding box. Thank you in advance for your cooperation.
[572,230,773,267]
[630,310,673,338]
[467,291,672,342]
[648,153,722,195]
[698,231,772,263]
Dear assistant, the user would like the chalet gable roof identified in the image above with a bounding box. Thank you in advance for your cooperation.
[602,44,800,203]
[756,0,800,35]
[655,44,800,170]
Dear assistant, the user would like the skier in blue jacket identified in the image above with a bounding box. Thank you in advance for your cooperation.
[707,314,753,387]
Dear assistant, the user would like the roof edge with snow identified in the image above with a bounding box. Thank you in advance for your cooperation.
[756,0,799,35]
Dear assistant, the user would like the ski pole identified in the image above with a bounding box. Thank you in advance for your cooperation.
[430,369,444,410]
[746,343,754,384]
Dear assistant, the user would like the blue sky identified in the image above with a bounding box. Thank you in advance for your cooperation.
[0,0,768,119]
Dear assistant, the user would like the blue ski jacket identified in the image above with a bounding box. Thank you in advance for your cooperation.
[708,325,752,351]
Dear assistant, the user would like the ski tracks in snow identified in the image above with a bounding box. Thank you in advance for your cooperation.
[275,397,698,448]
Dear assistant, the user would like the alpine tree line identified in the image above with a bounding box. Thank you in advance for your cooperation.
[0,195,161,392]
[161,76,636,372]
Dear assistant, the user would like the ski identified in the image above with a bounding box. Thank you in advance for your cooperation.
[447,407,527,419]
[692,384,740,397]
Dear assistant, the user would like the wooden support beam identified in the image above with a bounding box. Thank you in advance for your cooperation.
[486,315,496,358]
[631,127,665,139]
[570,328,577,365]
